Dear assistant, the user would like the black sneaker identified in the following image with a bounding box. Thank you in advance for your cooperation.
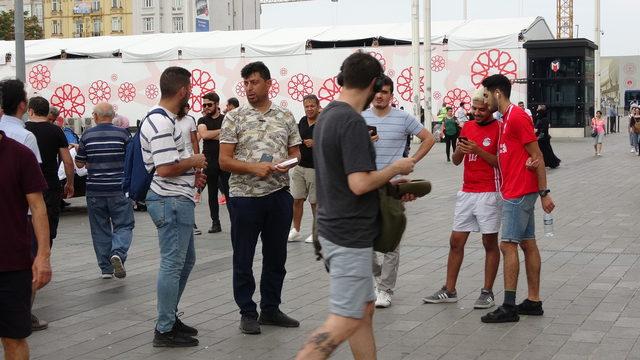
[481,305,520,323]
[208,221,222,233]
[173,314,198,336]
[240,315,261,334]
[258,310,300,328]
[152,329,199,347]
[517,299,544,316]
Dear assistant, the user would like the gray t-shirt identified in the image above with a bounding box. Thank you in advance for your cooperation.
[314,101,379,248]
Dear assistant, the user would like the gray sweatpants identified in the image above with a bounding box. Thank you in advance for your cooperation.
[372,247,400,294]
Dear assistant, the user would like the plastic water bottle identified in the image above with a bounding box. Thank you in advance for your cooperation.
[543,213,554,237]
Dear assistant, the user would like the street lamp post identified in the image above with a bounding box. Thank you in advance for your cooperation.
[15,0,25,82]
[411,0,420,118]
[423,0,432,131]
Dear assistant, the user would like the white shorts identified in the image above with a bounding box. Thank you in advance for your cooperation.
[452,191,501,234]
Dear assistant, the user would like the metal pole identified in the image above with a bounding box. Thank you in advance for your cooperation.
[463,0,468,21]
[15,0,25,82]
[423,0,432,132]
[411,0,420,118]
[594,0,601,115]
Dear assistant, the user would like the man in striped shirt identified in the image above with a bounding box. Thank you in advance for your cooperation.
[140,67,207,348]
[362,75,435,308]
[76,102,134,280]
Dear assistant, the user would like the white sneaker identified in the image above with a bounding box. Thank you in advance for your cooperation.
[375,290,392,308]
[632,148,636,153]
[304,234,313,243]
[100,273,114,279]
[288,229,302,242]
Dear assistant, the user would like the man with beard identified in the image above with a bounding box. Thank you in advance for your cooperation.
[219,61,302,335]
[362,75,435,308]
[141,67,207,347]
[197,92,230,233]
[296,52,415,359]
[480,74,555,323]
[288,94,320,243]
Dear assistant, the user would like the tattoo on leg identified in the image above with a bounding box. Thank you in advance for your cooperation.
[307,332,338,355]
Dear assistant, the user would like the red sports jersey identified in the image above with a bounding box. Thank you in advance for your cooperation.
[459,120,500,192]
[498,104,539,199]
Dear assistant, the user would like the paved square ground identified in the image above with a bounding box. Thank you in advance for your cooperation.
[6,133,640,359]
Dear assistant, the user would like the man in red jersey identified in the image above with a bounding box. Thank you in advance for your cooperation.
[423,87,500,309]
[480,74,555,323]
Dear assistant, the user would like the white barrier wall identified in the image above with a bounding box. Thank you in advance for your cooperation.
[0,45,527,122]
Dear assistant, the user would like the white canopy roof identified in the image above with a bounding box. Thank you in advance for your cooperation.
[1,17,553,63]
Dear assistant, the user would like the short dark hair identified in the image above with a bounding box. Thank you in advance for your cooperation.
[0,79,27,116]
[303,94,319,104]
[596,110,602,115]
[481,74,512,99]
[241,61,271,80]
[446,106,452,111]
[339,52,383,90]
[28,96,49,117]
[459,102,466,107]
[227,97,239,108]
[517,101,524,105]
[382,75,394,94]
[160,66,191,99]
[203,92,219,103]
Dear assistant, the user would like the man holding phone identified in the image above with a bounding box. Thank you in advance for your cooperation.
[362,75,435,308]
[219,61,302,335]
[423,88,501,309]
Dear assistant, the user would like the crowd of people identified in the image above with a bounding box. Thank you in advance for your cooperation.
[0,51,568,359]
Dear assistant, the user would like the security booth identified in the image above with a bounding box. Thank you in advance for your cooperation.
[523,39,598,137]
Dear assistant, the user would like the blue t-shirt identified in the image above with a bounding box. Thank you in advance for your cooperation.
[76,124,131,197]
[362,107,423,170]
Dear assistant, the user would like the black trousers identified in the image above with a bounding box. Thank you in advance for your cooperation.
[205,166,230,222]
[609,116,617,133]
[228,189,293,317]
[444,134,458,161]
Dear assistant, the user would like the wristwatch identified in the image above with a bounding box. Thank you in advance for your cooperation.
[538,189,551,197]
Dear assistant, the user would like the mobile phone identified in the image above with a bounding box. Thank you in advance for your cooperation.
[276,158,299,169]
[458,137,468,142]
[367,125,377,136]
[260,153,273,162]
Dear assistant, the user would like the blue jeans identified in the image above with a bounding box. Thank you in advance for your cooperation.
[146,191,196,333]
[500,193,537,243]
[87,194,135,274]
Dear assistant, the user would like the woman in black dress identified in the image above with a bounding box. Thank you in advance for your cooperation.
[534,105,561,168]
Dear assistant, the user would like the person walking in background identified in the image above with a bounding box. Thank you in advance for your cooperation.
[630,106,640,154]
[288,94,320,243]
[441,107,459,162]
[591,110,606,156]
[197,92,230,234]
[534,105,560,168]
[518,101,533,120]
[608,104,617,133]
[225,97,240,114]
[455,102,469,127]
[75,102,134,279]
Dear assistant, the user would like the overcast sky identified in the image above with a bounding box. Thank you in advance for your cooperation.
[261,0,629,57]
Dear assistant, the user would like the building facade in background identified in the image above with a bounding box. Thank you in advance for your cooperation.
[43,0,133,38]
[132,0,260,35]
[0,0,44,29]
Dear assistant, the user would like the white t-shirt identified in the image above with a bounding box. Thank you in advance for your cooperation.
[455,107,468,124]
[176,115,197,155]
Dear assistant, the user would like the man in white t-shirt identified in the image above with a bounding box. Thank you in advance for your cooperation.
[176,104,202,235]
[518,101,533,119]
[455,103,469,127]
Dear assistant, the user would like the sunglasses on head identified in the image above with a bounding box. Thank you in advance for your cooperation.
[202,103,214,108]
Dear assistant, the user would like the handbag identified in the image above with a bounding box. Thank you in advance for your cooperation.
[591,130,597,137]
[374,186,406,253]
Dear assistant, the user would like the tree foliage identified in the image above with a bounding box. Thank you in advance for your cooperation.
[0,10,44,40]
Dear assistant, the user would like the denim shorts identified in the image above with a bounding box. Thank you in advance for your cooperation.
[500,193,537,243]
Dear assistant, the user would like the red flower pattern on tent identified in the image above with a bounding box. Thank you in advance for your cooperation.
[431,55,446,72]
[88,80,111,105]
[396,67,425,101]
[317,76,341,107]
[470,49,517,88]
[235,81,246,97]
[280,67,288,77]
[280,100,288,108]
[369,51,386,70]
[433,91,442,101]
[111,74,118,82]
[387,69,395,77]
[112,104,118,112]
[391,97,399,107]
[28,64,51,90]
[269,79,280,99]
[287,73,314,102]
[118,82,136,103]
[189,68,216,112]
[145,84,159,100]
[443,88,471,113]
[50,84,86,118]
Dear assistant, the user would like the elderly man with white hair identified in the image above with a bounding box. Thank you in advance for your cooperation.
[75,102,135,279]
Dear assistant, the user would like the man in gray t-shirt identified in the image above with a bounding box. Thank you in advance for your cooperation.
[362,76,435,309]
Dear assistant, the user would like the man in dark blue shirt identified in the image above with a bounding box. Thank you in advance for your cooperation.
[76,102,134,279]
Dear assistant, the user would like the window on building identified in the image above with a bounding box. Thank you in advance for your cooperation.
[52,0,61,12]
[34,4,43,19]
[112,0,122,8]
[111,16,122,32]
[143,17,154,32]
[143,0,153,8]
[93,19,102,35]
[75,20,84,37]
[92,0,100,11]
[172,17,184,32]
[52,20,61,35]
[173,0,183,9]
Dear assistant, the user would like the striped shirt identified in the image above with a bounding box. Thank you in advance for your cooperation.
[76,123,131,197]
[362,108,423,170]
[140,106,195,201]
